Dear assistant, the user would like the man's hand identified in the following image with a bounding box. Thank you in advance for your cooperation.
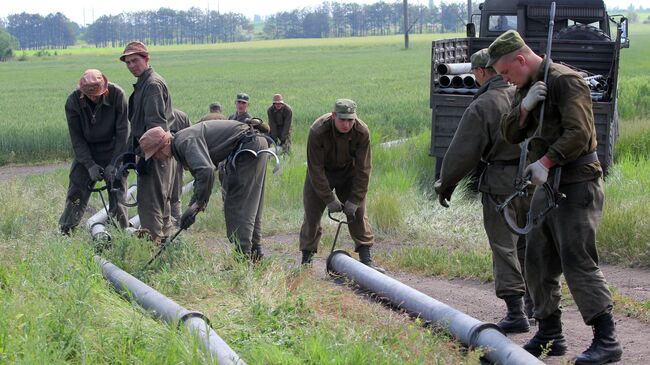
[327,198,344,213]
[343,201,359,218]
[521,81,547,112]
[524,157,554,186]
[104,164,115,181]
[88,164,104,182]
[180,203,201,230]
[434,180,455,208]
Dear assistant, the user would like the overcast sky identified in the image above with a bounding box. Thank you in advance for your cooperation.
[0,0,635,26]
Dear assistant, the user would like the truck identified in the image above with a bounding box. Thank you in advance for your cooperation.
[429,0,629,177]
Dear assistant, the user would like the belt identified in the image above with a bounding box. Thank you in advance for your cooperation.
[564,152,599,168]
[486,158,519,166]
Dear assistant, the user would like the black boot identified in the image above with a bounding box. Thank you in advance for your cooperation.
[358,245,385,274]
[497,296,530,333]
[523,310,568,357]
[524,291,535,319]
[250,246,264,263]
[572,313,622,365]
[301,250,314,265]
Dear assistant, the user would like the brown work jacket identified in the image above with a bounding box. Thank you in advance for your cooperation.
[171,120,252,206]
[266,104,293,141]
[64,82,130,170]
[128,67,174,152]
[171,108,191,133]
[306,113,371,205]
[439,75,518,195]
[501,59,601,184]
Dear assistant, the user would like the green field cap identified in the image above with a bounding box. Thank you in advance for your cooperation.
[236,92,249,103]
[486,30,525,67]
[334,98,357,119]
[470,48,490,69]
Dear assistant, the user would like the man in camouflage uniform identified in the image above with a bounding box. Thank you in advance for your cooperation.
[59,69,129,234]
[488,30,622,364]
[299,99,382,272]
[120,41,175,244]
[169,108,191,226]
[266,94,293,154]
[434,49,531,334]
[139,121,269,262]
[228,93,252,122]
[198,102,225,122]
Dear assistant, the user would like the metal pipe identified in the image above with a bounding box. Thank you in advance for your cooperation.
[461,73,476,88]
[86,185,137,240]
[439,75,453,88]
[437,62,472,75]
[95,256,246,365]
[451,75,464,88]
[326,250,544,365]
[128,180,194,230]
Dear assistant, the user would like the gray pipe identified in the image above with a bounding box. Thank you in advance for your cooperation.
[437,62,472,75]
[128,180,194,230]
[461,73,476,88]
[439,75,453,88]
[86,185,138,240]
[326,250,543,365]
[95,256,246,365]
[451,75,464,88]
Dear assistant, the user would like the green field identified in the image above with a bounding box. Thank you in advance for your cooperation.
[1,22,650,364]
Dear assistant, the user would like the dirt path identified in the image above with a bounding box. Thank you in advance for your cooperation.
[263,233,650,364]
[0,162,68,181]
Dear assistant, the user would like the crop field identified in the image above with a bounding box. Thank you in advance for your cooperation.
[1,21,650,364]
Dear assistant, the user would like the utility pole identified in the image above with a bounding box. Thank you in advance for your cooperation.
[467,0,472,24]
[404,0,409,49]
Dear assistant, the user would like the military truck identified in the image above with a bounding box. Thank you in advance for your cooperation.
[429,0,629,177]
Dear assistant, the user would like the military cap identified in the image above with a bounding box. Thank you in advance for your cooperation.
[470,48,490,69]
[120,41,149,62]
[209,102,222,112]
[486,30,525,67]
[235,92,250,103]
[334,99,357,119]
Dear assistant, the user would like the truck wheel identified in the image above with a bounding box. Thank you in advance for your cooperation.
[555,25,610,41]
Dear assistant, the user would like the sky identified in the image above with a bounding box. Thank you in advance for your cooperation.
[0,0,636,26]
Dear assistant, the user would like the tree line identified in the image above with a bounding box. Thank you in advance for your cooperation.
[1,1,474,52]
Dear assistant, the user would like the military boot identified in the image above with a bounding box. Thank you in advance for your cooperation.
[496,296,530,333]
[524,291,535,319]
[523,310,567,357]
[301,250,314,265]
[358,245,386,274]
[250,245,264,264]
[572,313,622,365]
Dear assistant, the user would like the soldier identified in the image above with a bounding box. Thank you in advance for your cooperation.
[59,69,130,234]
[169,108,192,226]
[120,40,175,245]
[228,93,252,122]
[198,102,225,122]
[138,121,269,262]
[266,94,293,154]
[434,49,531,334]
[299,99,383,272]
[488,30,622,364]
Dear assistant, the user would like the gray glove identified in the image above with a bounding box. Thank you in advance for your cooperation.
[327,198,343,213]
[524,160,549,186]
[343,201,359,218]
[521,81,547,112]
[88,164,104,182]
[434,179,455,208]
[104,164,115,181]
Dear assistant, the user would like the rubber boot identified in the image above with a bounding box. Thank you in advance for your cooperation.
[301,250,314,265]
[572,313,622,365]
[358,245,385,274]
[524,291,535,319]
[523,310,568,357]
[497,296,530,333]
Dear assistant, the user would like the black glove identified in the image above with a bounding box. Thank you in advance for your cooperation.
[136,157,149,175]
[433,180,456,208]
[327,198,343,213]
[343,201,359,218]
[88,164,104,182]
[180,204,199,230]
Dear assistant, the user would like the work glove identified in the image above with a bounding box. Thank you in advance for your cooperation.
[343,201,359,219]
[180,203,200,230]
[104,164,115,181]
[433,179,455,208]
[88,164,104,182]
[521,81,547,112]
[524,159,549,186]
[327,197,344,213]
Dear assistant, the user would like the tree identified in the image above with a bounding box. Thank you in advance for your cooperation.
[0,27,19,61]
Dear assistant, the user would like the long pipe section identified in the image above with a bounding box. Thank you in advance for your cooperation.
[326,250,543,365]
[95,256,246,365]
[437,62,472,75]
[86,185,138,240]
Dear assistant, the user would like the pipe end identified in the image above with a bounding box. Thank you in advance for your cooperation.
[326,249,351,276]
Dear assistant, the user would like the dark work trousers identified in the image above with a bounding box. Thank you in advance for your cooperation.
[170,162,184,226]
[299,172,374,253]
[137,157,174,241]
[482,193,530,299]
[222,136,268,254]
[526,178,613,324]
[59,159,128,231]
